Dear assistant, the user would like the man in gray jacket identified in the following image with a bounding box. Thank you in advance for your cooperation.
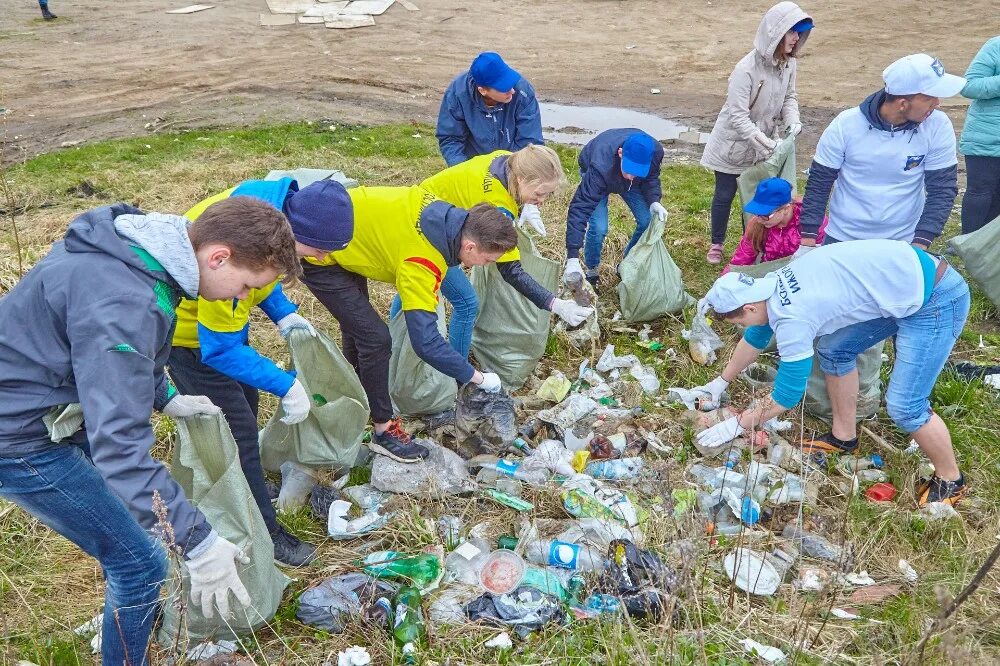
[0,197,300,665]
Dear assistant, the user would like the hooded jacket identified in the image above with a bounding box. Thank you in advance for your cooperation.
[436,71,544,167]
[960,36,1000,158]
[565,128,665,254]
[700,2,810,174]
[0,205,210,552]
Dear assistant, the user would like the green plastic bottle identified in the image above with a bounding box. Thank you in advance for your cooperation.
[361,551,441,589]
[392,586,425,664]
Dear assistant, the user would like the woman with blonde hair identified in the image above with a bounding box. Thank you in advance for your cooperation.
[700,1,813,264]
[389,144,584,360]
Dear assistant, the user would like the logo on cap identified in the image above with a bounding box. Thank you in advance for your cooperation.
[737,274,755,286]
[931,58,944,77]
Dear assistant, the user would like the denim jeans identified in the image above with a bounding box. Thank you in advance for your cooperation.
[389,265,478,360]
[0,442,167,665]
[709,171,740,245]
[583,189,652,270]
[816,266,970,433]
[961,154,1000,234]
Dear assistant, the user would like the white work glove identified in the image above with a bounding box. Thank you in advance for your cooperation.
[162,394,220,418]
[750,132,777,158]
[551,298,594,327]
[476,372,503,393]
[276,312,317,338]
[792,244,815,259]
[280,379,311,425]
[517,204,546,237]
[696,416,744,449]
[787,122,802,137]
[694,376,730,403]
[185,534,251,620]
[562,257,583,285]
[649,201,668,223]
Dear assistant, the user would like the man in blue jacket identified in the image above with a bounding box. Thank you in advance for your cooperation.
[436,51,544,167]
[0,198,300,664]
[563,129,668,286]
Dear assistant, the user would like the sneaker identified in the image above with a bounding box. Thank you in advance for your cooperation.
[584,268,600,288]
[917,474,968,507]
[798,431,858,454]
[368,418,430,463]
[271,527,317,567]
[706,243,724,264]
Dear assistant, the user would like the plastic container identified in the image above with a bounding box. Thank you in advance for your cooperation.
[865,482,897,503]
[479,549,526,595]
[724,548,780,596]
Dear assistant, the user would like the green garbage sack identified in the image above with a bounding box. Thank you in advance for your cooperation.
[727,254,792,279]
[159,413,289,645]
[259,329,369,474]
[470,228,559,388]
[616,212,692,322]
[804,341,884,421]
[738,134,797,225]
[389,303,457,416]
[949,214,1000,309]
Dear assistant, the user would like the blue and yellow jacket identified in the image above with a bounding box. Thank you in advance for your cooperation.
[172,178,300,398]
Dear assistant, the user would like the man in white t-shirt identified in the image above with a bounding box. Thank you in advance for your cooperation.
[795,54,965,251]
[690,240,971,506]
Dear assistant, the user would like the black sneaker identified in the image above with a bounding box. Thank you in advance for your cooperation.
[41,7,57,19]
[799,431,858,454]
[368,418,430,463]
[917,474,968,507]
[271,527,317,568]
[585,268,600,288]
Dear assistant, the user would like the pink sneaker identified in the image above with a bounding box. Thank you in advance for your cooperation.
[706,244,724,264]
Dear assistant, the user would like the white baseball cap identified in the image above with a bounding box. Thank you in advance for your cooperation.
[704,272,778,315]
[882,54,966,98]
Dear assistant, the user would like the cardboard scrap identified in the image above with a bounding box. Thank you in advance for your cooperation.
[325,14,376,28]
[260,12,297,25]
[845,583,902,607]
[340,0,395,15]
[298,15,326,23]
[266,0,320,13]
[166,4,214,13]
[303,1,349,16]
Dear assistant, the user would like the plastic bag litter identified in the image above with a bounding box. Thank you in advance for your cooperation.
[327,499,387,540]
[562,475,641,530]
[337,646,372,666]
[371,440,476,497]
[596,344,639,373]
[740,638,787,664]
[470,227,560,389]
[599,539,677,620]
[454,382,517,455]
[276,461,318,511]
[388,304,458,416]
[683,313,724,366]
[521,439,577,477]
[485,632,514,650]
[536,395,598,429]
[259,329,369,474]
[554,274,600,348]
[616,211,693,322]
[537,372,572,402]
[628,362,660,395]
[186,640,237,661]
[428,585,482,625]
[557,517,639,550]
[465,585,565,639]
[296,573,397,632]
[949,213,1000,309]
[920,502,961,521]
[73,613,102,654]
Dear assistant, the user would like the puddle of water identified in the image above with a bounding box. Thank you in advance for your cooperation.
[540,102,708,146]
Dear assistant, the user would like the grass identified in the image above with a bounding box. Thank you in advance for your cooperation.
[1,121,999,665]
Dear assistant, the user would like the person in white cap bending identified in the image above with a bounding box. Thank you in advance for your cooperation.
[794,54,966,254]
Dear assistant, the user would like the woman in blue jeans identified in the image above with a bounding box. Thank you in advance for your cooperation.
[691,239,970,506]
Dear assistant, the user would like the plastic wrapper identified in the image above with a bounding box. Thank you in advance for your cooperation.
[454,382,517,456]
[599,540,677,620]
[683,313,724,366]
[296,573,397,633]
[465,586,565,639]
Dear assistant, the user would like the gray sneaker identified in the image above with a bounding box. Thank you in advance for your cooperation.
[271,527,317,568]
[368,418,430,463]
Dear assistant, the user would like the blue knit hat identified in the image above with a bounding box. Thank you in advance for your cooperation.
[283,180,354,251]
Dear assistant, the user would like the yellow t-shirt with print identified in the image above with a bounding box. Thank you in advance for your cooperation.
[420,150,522,264]
[172,187,282,348]
[304,185,449,313]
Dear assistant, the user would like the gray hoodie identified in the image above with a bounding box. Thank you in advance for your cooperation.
[0,205,210,553]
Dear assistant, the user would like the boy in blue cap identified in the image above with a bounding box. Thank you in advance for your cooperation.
[563,128,667,286]
[436,52,544,167]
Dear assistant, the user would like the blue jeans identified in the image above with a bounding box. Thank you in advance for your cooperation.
[816,266,970,433]
[389,265,478,359]
[0,442,166,666]
[583,189,652,270]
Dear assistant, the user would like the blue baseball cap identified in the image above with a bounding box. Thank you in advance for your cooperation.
[283,180,354,251]
[744,177,792,216]
[791,18,813,32]
[470,52,521,92]
[620,132,657,178]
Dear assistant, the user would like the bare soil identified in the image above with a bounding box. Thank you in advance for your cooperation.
[1,0,993,162]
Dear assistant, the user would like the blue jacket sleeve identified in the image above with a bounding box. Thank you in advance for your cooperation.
[403,309,476,383]
[565,170,609,254]
[772,356,812,408]
[198,324,296,397]
[799,161,840,240]
[637,146,664,205]
[436,87,470,167]
[743,324,774,350]
[257,282,298,324]
[913,165,958,246]
[511,85,544,151]
[497,260,554,310]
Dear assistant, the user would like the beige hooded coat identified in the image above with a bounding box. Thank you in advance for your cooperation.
[700,2,811,175]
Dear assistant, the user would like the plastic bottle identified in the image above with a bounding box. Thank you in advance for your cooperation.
[519,537,604,572]
[479,459,550,486]
[584,457,644,480]
[781,524,842,563]
[364,596,392,629]
[443,538,491,585]
[585,593,622,615]
[362,551,442,588]
[391,587,425,664]
[724,449,742,470]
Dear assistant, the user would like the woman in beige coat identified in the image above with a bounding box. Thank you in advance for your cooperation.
[700,2,813,264]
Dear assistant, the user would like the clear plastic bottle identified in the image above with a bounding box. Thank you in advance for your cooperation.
[519,537,604,572]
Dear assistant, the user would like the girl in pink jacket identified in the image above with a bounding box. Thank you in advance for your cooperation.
[722,177,826,274]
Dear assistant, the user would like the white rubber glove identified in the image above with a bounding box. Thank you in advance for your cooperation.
[694,376,730,403]
[562,257,583,285]
[649,201,667,223]
[517,204,546,237]
[280,379,310,425]
[696,416,744,449]
[476,372,503,393]
[276,313,317,338]
[792,244,815,259]
[787,122,802,137]
[186,534,251,619]
[162,394,220,418]
[750,132,777,158]
[551,298,594,327]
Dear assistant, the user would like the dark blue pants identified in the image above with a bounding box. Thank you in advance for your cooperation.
[961,154,1000,234]
[710,171,740,244]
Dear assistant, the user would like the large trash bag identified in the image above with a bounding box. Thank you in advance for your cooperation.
[470,228,560,389]
[728,255,791,279]
[259,328,369,474]
[949,214,1000,309]
[388,304,458,416]
[159,413,290,645]
[737,134,797,225]
[805,341,884,421]
[616,212,692,322]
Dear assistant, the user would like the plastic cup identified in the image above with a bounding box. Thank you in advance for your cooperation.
[479,549,526,595]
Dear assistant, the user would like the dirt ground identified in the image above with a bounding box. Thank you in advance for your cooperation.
[1,0,995,162]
